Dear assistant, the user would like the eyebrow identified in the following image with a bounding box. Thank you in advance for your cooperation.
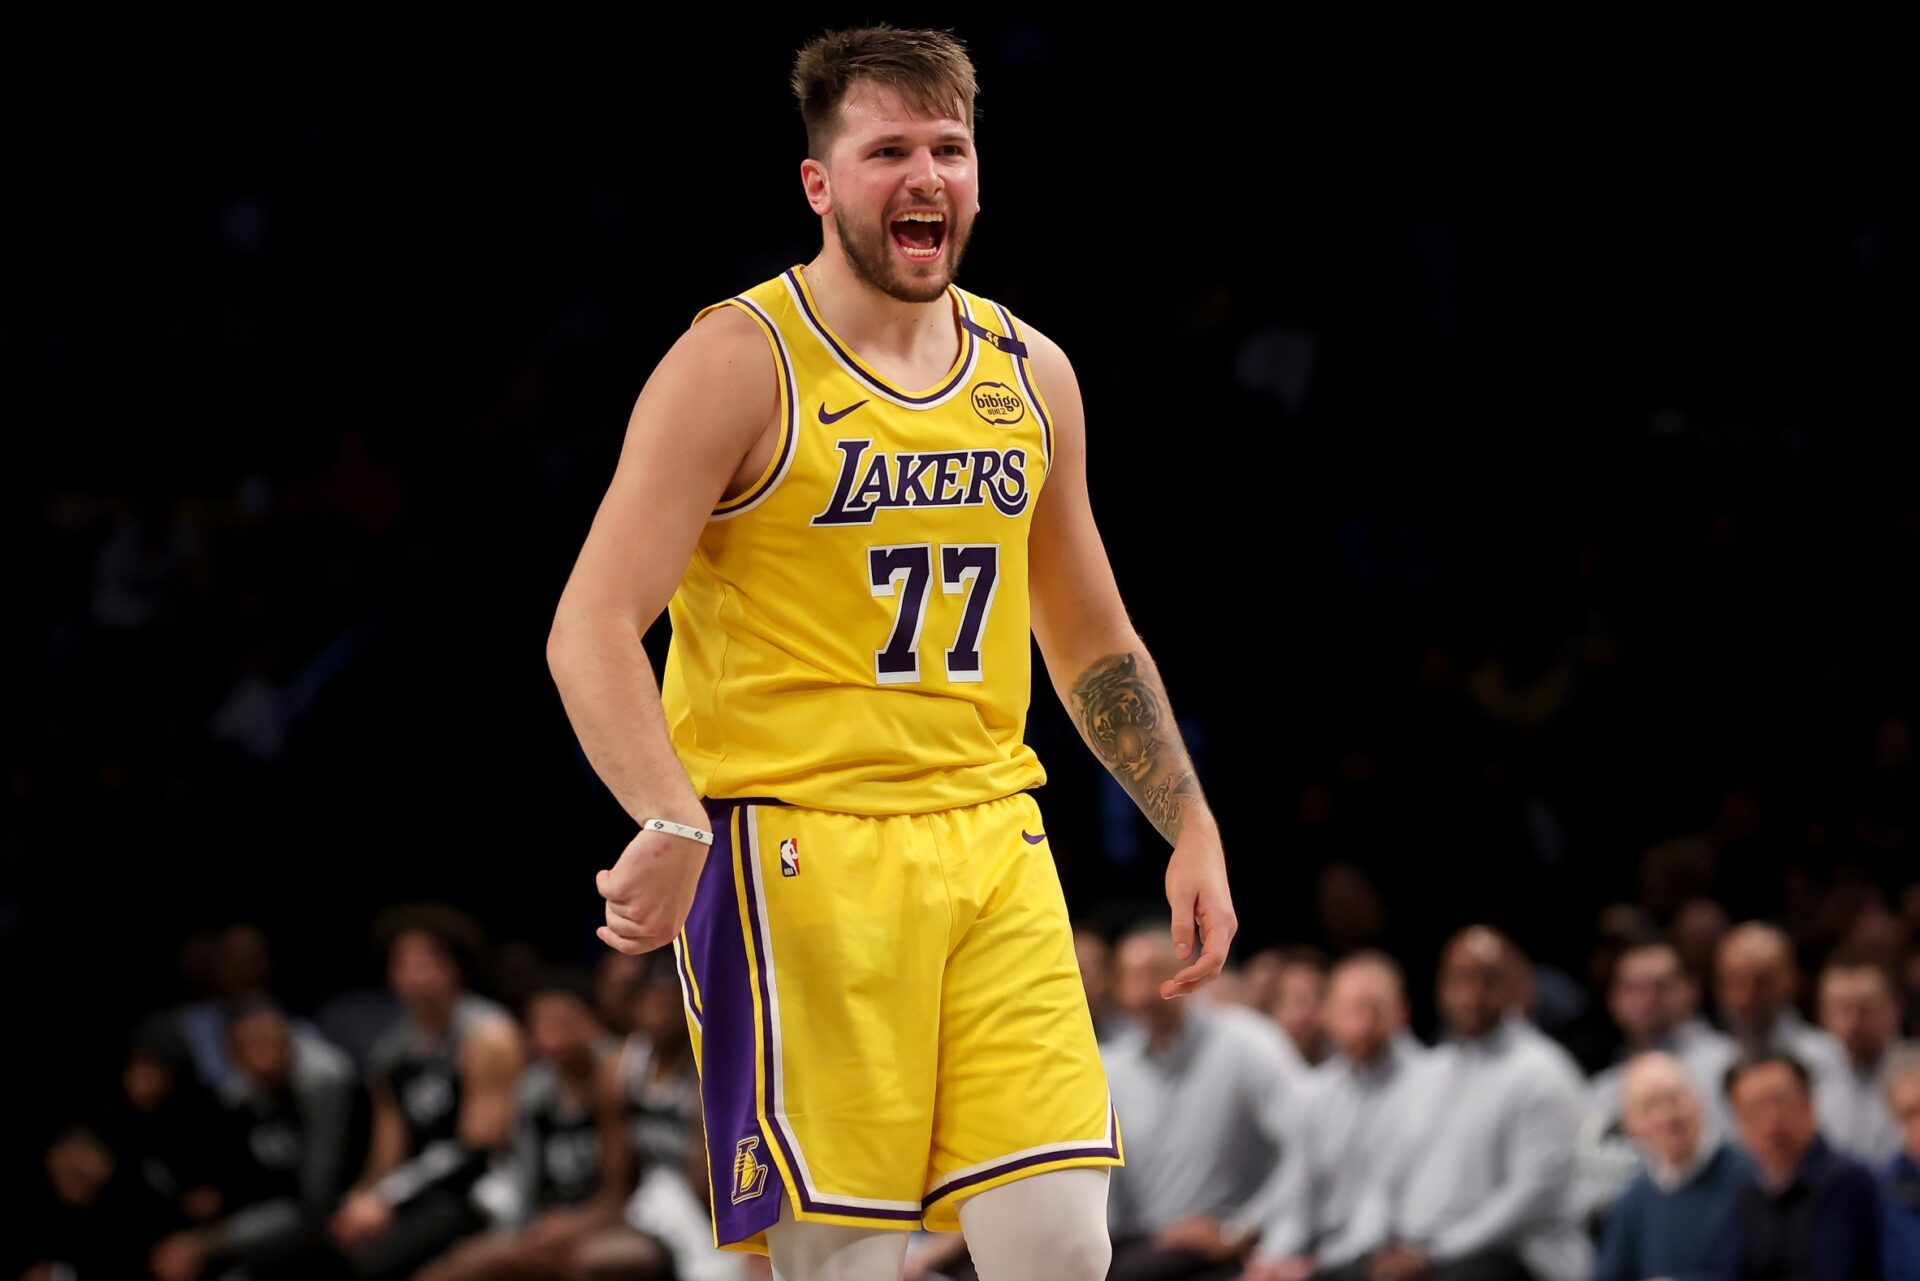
[865,132,972,147]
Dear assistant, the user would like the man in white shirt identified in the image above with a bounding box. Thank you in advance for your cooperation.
[1814,955,1913,1166]
[1577,940,1737,1225]
[1236,952,1429,1281]
[1104,925,1298,1281]
[1712,923,1848,1089]
[1306,927,1591,1281]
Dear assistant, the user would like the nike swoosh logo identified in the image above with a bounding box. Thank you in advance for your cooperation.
[818,399,869,424]
[1021,830,1046,844]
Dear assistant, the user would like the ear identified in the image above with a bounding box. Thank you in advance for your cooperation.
[801,158,832,217]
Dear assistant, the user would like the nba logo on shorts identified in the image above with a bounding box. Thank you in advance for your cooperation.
[779,837,800,877]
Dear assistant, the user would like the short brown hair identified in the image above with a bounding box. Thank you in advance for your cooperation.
[790,24,980,163]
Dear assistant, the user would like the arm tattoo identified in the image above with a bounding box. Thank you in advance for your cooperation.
[1067,651,1204,843]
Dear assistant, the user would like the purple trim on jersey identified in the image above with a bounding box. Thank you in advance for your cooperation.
[737,808,923,1223]
[786,268,974,407]
[920,1103,1123,1210]
[713,296,798,516]
[683,798,785,1247]
[990,302,1052,472]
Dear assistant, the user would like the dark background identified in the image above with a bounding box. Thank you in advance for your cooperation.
[5,8,1912,1171]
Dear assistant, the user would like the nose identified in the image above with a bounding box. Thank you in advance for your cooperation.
[905,146,943,194]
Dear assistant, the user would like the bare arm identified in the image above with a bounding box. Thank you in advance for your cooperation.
[455,1015,526,1151]
[545,304,777,828]
[1022,320,1237,994]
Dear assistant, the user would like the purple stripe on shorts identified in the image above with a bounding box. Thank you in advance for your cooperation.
[683,797,786,1246]
[921,1104,1123,1209]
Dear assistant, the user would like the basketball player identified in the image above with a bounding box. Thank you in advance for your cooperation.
[547,24,1236,1281]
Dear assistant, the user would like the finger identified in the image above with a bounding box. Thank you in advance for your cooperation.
[597,925,643,955]
[1160,934,1231,998]
[1168,895,1196,960]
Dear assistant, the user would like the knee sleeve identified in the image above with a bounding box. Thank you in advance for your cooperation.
[957,1168,1112,1281]
[765,1190,911,1281]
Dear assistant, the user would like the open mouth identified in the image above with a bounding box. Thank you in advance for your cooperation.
[889,212,946,261]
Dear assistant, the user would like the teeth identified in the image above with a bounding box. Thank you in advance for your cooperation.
[898,211,944,222]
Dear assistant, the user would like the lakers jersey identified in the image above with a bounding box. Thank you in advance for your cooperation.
[659,263,1054,815]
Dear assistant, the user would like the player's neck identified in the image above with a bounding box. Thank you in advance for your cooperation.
[800,252,958,371]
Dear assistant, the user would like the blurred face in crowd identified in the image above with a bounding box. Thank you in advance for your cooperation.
[1274,962,1328,1061]
[228,1008,293,1086]
[389,928,462,1010]
[1888,1063,1920,1163]
[1818,965,1901,1067]
[631,971,688,1050]
[1620,1052,1704,1170]
[1074,928,1112,1019]
[1114,931,1183,1032]
[1715,926,1794,1038]
[122,1051,175,1113]
[1322,958,1405,1065]
[594,952,648,1034]
[527,991,601,1067]
[1439,927,1516,1040]
[1611,944,1684,1046]
[1729,1060,1819,1178]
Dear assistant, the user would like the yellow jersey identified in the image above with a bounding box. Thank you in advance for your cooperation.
[659,263,1055,815]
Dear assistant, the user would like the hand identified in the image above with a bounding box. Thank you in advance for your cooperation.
[1366,1246,1429,1281]
[149,1230,210,1281]
[1240,1255,1316,1281]
[1153,1215,1242,1262]
[329,1188,394,1246]
[596,815,712,955]
[1162,823,1235,998]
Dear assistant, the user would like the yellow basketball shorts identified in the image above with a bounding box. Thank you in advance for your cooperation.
[669,788,1123,1254]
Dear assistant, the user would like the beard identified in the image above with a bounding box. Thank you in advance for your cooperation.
[831,203,973,303]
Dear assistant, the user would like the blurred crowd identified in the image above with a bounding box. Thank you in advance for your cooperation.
[19,886,1920,1281]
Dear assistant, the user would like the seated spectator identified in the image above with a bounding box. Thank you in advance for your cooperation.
[1879,1048,1920,1281]
[1713,924,1849,1090]
[1237,950,1429,1281]
[1104,923,1299,1281]
[417,966,664,1281]
[328,905,526,1280]
[1722,1051,1881,1281]
[1814,955,1913,1166]
[151,994,359,1280]
[1591,1052,1751,1281]
[1310,926,1591,1281]
[1578,940,1736,1224]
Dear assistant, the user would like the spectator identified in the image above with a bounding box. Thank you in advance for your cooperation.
[417,966,658,1281]
[1591,1051,1750,1281]
[1237,950,1429,1281]
[1075,921,1124,1043]
[1722,1052,1880,1281]
[1311,926,1591,1281]
[1104,923,1298,1281]
[1814,956,1913,1165]
[1713,924,1849,1092]
[1267,946,1332,1069]
[151,994,358,1280]
[328,904,526,1280]
[1578,940,1737,1224]
[1879,1048,1920,1281]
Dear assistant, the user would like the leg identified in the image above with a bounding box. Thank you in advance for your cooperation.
[921,792,1123,1234]
[765,1188,910,1281]
[955,1168,1111,1281]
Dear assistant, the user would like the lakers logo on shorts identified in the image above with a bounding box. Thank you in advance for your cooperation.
[731,1136,770,1203]
[779,837,800,877]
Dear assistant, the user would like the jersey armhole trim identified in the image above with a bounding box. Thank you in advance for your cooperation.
[698,296,799,521]
[989,302,1053,483]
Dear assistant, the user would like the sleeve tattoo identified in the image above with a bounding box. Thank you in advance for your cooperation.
[1067,651,1204,843]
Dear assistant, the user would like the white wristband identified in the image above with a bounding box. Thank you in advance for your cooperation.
[642,817,714,846]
